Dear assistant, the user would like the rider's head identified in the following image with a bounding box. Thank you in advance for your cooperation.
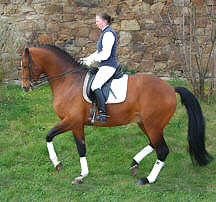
[96,13,113,30]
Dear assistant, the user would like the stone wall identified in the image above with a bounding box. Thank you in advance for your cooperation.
[0,0,215,76]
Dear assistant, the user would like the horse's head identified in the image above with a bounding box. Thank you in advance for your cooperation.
[21,47,41,92]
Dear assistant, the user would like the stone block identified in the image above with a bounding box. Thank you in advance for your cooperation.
[196,17,208,28]
[133,43,148,53]
[88,29,100,41]
[121,20,140,31]
[131,52,144,62]
[15,21,33,31]
[19,5,35,13]
[153,54,169,62]
[76,27,89,37]
[34,4,46,14]
[132,2,151,16]
[47,23,60,32]
[0,0,10,3]
[206,0,214,6]
[74,0,99,8]
[119,31,132,46]
[58,31,75,41]
[132,31,146,43]
[173,0,190,7]
[44,5,63,15]
[151,2,164,14]
[139,60,154,72]
[154,62,167,71]
[111,23,121,32]
[38,34,53,44]
[3,5,18,14]
[64,45,81,55]
[75,37,88,47]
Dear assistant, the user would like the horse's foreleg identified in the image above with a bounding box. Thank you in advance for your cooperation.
[46,124,66,171]
[137,136,169,185]
[72,127,88,185]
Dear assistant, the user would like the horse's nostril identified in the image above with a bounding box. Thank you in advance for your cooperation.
[23,86,29,92]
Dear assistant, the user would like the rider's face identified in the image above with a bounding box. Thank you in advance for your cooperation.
[96,15,107,30]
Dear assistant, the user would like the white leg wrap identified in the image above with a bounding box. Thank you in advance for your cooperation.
[133,145,154,164]
[147,159,165,183]
[80,157,89,177]
[47,142,59,167]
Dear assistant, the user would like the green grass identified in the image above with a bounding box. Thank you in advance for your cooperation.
[0,81,216,201]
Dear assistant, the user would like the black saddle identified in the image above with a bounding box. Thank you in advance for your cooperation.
[86,66,124,103]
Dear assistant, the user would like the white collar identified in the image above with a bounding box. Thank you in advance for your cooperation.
[102,25,109,31]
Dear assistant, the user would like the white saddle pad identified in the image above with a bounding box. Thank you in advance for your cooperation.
[83,72,128,104]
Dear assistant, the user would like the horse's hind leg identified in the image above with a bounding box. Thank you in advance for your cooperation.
[130,122,154,176]
[137,135,169,185]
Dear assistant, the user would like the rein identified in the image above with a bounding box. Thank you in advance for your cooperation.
[23,51,87,88]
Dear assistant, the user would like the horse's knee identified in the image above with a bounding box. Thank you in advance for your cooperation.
[46,134,53,142]
[46,126,63,142]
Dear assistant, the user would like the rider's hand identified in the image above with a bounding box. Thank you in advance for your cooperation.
[80,57,94,66]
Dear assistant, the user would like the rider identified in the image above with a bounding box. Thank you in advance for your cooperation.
[81,13,118,123]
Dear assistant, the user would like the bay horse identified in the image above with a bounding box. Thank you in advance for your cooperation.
[21,44,212,185]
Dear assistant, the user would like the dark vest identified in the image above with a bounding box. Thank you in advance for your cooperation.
[97,26,118,68]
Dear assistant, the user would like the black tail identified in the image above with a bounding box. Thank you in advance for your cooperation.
[175,87,213,166]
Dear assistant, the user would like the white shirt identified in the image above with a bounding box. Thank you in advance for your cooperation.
[89,27,115,62]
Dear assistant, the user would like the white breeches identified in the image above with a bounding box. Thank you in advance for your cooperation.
[91,66,116,91]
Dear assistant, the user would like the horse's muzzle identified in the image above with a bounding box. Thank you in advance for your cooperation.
[23,84,34,92]
[23,86,30,92]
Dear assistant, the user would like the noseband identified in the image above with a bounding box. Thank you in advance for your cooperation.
[23,51,40,84]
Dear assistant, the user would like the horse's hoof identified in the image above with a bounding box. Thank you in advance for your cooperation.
[136,178,149,185]
[55,162,63,173]
[130,165,139,176]
[72,176,84,185]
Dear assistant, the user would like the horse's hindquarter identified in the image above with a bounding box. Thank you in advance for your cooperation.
[104,74,177,127]
[131,74,177,129]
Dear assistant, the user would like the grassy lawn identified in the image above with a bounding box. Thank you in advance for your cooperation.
[0,80,216,201]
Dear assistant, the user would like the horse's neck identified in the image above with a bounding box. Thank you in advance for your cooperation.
[35,49,69,76]
[32,48,84,96]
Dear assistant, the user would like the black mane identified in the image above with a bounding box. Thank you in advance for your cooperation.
[36,44,86,69]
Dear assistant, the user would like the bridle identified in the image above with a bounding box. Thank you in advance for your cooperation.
[22,51,87,88]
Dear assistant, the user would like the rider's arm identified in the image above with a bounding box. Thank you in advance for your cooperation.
[94,31,115,62]
[81,31,115,66]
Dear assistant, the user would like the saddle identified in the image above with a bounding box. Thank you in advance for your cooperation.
[85,66,124,124]
[86,67,124,103]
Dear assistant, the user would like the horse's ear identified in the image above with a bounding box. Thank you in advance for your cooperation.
[24,43,30,54]
[24,47,29,55]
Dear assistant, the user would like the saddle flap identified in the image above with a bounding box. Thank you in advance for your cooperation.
[86,67,124,103]
[83,68,128,104]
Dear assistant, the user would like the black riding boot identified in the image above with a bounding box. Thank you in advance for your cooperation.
[94,88,107,123]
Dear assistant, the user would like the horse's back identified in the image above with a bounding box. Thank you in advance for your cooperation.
[128,73,176,100]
